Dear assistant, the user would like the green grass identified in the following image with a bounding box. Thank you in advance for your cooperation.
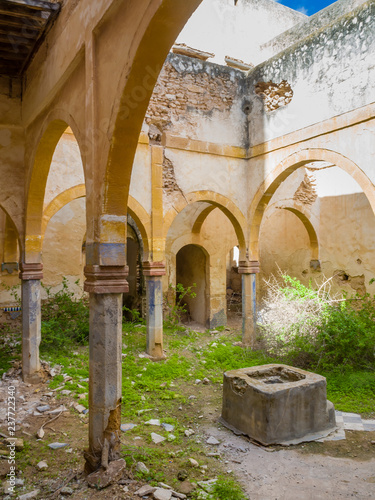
[0,296,373,499]
[324,369,375,414]
[212,476,247,500]
[194,339,275,382]
[1,313,374,417]
[121,444,168,484]
[0,309,374,419]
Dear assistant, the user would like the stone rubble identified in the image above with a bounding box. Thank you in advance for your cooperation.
[48,442,69,449]
[153,487,172,500]
[136,461,150,474]
[36,460,48,470]
[188,458,199,467]
[151,432,165,444]
[146,419,161,426]
[121,423,137,432]
[87,458,127,489]
[36,405,50,412]
[161,423,174,432]
[135,484,156,496]
[60,486,74,495]
[18,491,40,500]
[206,436,220,445]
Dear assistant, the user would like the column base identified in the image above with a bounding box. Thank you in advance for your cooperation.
[150,352,167,362]
[23,372,44,385]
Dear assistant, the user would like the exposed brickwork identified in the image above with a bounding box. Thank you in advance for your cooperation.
[162,156,183,196]
[145,53,242,130]
[255,80,293,112]
[293,172,317,205]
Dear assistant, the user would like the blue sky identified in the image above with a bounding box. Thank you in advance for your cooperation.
[278,0,336,16]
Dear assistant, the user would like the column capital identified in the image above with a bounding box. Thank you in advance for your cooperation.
[238,260,260,274]
[19,263,43,280]
[84,265,129,294]
[143,261,166,277]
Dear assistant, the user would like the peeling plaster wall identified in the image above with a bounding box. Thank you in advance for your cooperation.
[131,53,248,216]
[42,197,86,297]
[44,130,85,208]
[0,79,24,241]
[259,190,375,301]
[177,0,306,66]
[145,53,247,146]
[319,193,375,296]
[164,149,248,216]
[247,0,375,145]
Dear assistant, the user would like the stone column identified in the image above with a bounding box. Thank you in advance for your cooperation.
[238,260,260,347]
[143,261,166,360]
[19,263,43,384]
[84,265,128,473]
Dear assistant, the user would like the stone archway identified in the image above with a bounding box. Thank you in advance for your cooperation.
[25,114,84,263]
[176,243,208,326]
[249,149,375,260]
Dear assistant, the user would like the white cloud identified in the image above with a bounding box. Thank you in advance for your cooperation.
[296,6,309,15]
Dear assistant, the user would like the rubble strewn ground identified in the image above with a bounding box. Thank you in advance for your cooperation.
[0,316,374,499]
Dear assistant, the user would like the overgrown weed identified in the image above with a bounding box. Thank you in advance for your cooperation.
[41,278,89,354]
[259,272,375,372]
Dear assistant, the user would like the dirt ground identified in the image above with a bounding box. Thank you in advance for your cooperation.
[1,374,375,499]
[205,424,375,500]
[1,312,375,499]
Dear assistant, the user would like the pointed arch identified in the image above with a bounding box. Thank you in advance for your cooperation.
[164,190,247,258]
[102,0,202,221]
[42,184,86,240]
[280,206,319,262]
[25,112,84,262]
[249,149,375,260]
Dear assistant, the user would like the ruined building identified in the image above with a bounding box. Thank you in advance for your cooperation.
[0,0,374,470]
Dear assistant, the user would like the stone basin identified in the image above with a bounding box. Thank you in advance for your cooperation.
[220,364,336,445]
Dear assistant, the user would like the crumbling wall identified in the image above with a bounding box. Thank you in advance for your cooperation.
[176,0,305,66]
[255,80,293,112]
[144,53,247,146]
[146,54,240,125]
[318,192,375,297]
[259,189,375,302]
[293,172,318,206]
[247,1,375,145]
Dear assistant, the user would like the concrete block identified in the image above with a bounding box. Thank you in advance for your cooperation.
[220,364,336,445]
